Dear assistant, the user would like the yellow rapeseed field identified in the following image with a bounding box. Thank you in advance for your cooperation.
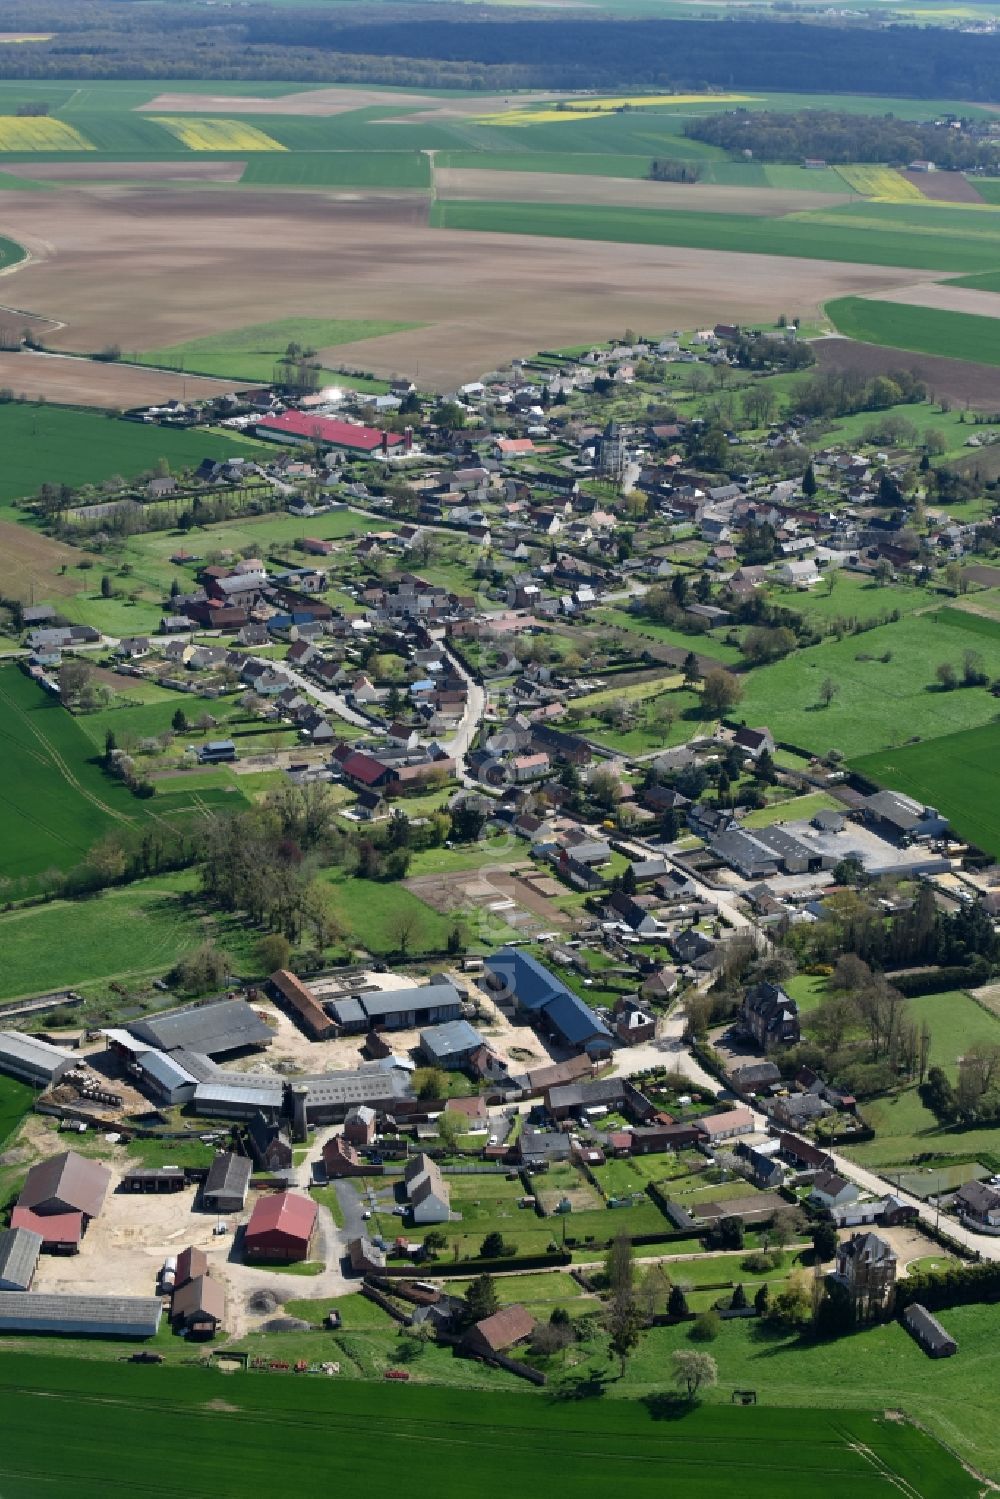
[479,93,757,126]
[151,117,286,152]
[836,164,926,201]
[0,117,93,151]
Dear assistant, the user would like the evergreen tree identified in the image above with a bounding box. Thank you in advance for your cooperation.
[802,461,817,498]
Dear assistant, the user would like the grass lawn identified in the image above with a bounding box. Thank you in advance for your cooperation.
[133,317,422,384]
[741,792,841,828]
[593,606,743,663]
[737,611,1000,759]
[406,836,520,877]
[854,720,1000,858]
[769,572,929,625]
[827,294,1000,367]
[847,991,1000,1167]
[554,1307,995,1483]
[0,404,256,510]
[324,869,457,956]
[124,1135,216,1168]
[784,974,830,1016]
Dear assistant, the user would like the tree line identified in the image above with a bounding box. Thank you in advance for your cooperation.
[4,5,1000,99]
[685,109,1000,171]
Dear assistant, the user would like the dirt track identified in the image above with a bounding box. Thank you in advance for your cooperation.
[813,334,1000,408]
[0,183,944,392]
[436,167,853,216]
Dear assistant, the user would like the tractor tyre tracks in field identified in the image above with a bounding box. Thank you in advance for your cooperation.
[0,680,136,828]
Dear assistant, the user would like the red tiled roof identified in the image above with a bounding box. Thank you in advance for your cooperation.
[258,411,402,452]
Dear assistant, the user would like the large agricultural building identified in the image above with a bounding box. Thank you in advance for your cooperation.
[18,1151,111,1223]
[297,1067,410,1124]
[268,969,336,1040]
[0,1031,74,1087]
[483,949,613,1059]
[0,1292,163,1339]
[193,1077,284,1121]
[244,1191,317,1261]
[127,999,274,1059]
[328,981,462,1033]
[255,411,403,454]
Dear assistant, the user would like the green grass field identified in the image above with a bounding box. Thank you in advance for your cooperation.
[827,294,1000,366]
[133,316,421,383]
[0,872,256,1000]
[0,667,253,890]
[854,720,1000,857]
[0,405,258,510]
[0,1352,977,1499]
[0,1074,35,1148]
[430,198,1000,273]
[845,990,1000,1166]
[736,611,1000,760]
[436,149,655,177]
[240,150,430,187]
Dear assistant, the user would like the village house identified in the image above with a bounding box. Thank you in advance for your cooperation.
[833,1232,897,1321]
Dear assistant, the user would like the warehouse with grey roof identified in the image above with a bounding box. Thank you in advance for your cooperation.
[128,998,274,1058]
[0,1292,163,1338]
[0,1031,74,1087]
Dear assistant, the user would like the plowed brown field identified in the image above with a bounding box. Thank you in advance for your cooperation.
[0,182,934,392]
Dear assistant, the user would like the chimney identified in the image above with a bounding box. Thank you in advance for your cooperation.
[290,1083,309,1143]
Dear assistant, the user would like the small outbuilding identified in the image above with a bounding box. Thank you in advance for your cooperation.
[903,1302,958,1358]
[0,1226,42,1291]
[201,1152,252,1214]
[171,1274,225,1338]
[462,1304,536,1359]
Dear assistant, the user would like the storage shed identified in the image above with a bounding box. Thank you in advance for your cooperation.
[0,1227,42,1291]
[201,1152,252,1213]
[244,1191,317,1262]
[171,1274,225,1338]
[904,1302,958,1358]
[0,1031,74,1087]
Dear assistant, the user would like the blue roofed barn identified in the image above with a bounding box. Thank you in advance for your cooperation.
[483,948,612,1059]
